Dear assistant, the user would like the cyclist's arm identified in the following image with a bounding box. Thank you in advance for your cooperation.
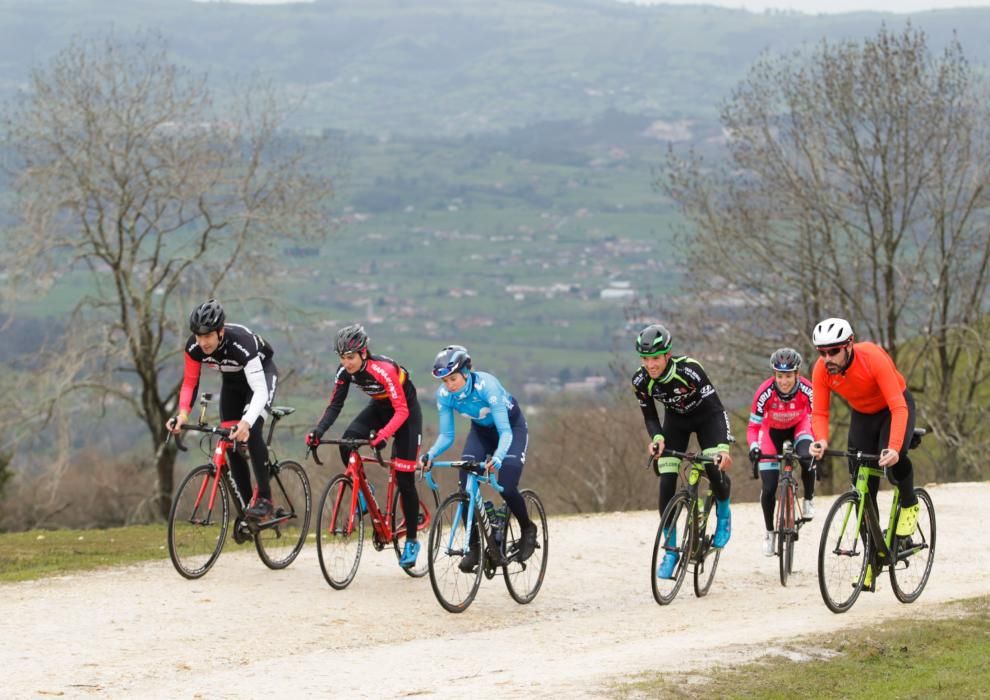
[810,360,831,444]
[240,356,269,426]
[633,379,663,441]
[868,348,909,453]
[177,351,202,418]
[426,394,455,460]
[488,394,513,468]
[314,367,349,435]
[367,360,409,442]
[746,382,769,450]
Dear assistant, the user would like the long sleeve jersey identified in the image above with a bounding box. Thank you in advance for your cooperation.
[314,354,413,442]
[631,355,725,440]
[426,371,516,465]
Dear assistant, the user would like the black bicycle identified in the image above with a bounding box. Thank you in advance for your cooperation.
[651,450,723,605]
[763,440,813,586]
[167,394,312,579]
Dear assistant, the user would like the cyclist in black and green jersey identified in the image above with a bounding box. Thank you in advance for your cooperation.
[631,324,735,579]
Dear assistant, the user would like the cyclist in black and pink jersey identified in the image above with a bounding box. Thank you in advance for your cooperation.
[167,299,279,521]
[305,324,423,569]
[746,348,816,558]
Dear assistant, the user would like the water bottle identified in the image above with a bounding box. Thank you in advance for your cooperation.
[492,506,507,547]
[483,500,496,527]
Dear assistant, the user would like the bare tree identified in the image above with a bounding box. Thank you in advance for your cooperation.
[663,25,990,480]
[1,31,335,516]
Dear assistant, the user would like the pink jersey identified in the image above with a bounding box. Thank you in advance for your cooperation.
[747,376,814,454]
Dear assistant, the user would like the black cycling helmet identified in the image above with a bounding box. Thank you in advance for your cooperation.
[432,345,472,378]
[335,324,369,355]
[770,347,802,372]
[189,299,225,335]
[636,324,672,357]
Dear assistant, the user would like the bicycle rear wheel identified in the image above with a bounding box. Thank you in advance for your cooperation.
[889,488,936,604]
[777,482,796,587]
[693,494,721,598]
[316,474,364,590]
[428,493,483,613]
[390,480,441,578]
[651,491,692,605]
[255,460,312,570]
[168,464,230,579]
[502,489,549,604]
[818,491,870,613]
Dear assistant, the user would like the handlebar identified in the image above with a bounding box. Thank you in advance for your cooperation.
[646,449,717,471]
[166,422,236,453]
[305,435,385,468]
[426,460,504,493]
[820,448,882,462]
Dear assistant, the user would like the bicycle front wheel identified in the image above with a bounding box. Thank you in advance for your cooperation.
[651,491,692,605]
[390,480,441,578]
[316,474,364,590]
[255,460,312,570]
[818,491,869,613]
[889,488,936,604]
[168,464,230,579]
[777,481,796,587]
[693,494,721,598]
[502,489,549,604]
[428,493,483,613]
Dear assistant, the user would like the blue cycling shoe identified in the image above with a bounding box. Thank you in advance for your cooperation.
[656,550,679,580]
[713,498,731,548]
[398,540,421,569]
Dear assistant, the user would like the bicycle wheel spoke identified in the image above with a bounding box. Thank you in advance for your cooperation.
[316,475,364,589]
[890,488,936,603]
[652,492,691,605]
[428,494,483,613]
[168,465,229,579]
[255,460,311,570]
[391,481,441,578]
[818,492,869,613]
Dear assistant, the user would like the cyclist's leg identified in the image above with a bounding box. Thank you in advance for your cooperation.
[339,402,379,467]
[245,359,278,500]
[391,395,422,541]
[880,390,918,510]
[793,415,816,501]
[759,468,779,531]
[699,411,733,547]
[220,380,253,505]
[494,401,531,528]
[657,414,689,516]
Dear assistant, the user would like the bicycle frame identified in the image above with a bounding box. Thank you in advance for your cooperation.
[426,461,505,563]
[764,441,809,537]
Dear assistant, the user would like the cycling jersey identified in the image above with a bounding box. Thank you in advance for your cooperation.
[632,356,724,440]
[427,371,517,467]
[178,323,275,426]
[747,376,813,457]
[811,342,909,452]
[314,354,413,443]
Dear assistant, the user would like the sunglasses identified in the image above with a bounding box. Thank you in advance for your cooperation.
[817,346,844,358]
[432,366,456,379]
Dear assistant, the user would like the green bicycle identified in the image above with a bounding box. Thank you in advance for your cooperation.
[816,429,936,613]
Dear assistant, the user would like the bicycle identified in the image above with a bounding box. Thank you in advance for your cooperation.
[816,428,936,613]
[763,440,813,586]
[308,436,440,589]
[167,393,312,579]
[425,460,548,613]
[650,450,723,605]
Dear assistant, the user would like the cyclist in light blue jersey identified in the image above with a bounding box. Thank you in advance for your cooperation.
[420,345,537,572]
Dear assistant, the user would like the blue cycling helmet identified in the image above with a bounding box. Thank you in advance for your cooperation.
[770,347,802,372]
[432,345,472,378]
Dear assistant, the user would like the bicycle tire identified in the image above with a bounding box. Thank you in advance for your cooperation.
[818,491,870,613]
[255,460,312,570]
[316,474,364,590]
[693,493,721,598]
[778,482,795,586]
[428,493,483,613]
[889,488,936,604]
[168,464,230,579]
[651,491,692,605]
[503,489,549,604]
[390,480,441,578]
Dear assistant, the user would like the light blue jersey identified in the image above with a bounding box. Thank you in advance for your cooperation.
[426,371,516,466]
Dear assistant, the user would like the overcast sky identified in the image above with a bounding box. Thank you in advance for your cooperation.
[197,0,990,12]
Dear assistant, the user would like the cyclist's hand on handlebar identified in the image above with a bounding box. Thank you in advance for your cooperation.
[370,435,388,451]
[305,431,322,448]
[229,420,251,443]
[748,446,761,465]
[419,453,433,472]
[485,457,501,475]
[715,451,732,471]
[810,440,827,459]
[649,437,664,458]
[166,413,188,435]
[878,448,900,468]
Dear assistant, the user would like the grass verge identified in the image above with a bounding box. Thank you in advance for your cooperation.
[0,525,170,583]
[614,596,990,699]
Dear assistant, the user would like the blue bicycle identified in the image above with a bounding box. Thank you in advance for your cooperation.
[425,461,548,613]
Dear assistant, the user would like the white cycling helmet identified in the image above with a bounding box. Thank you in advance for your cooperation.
[812,317,854,347]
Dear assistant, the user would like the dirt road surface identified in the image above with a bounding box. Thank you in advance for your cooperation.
[4,482,985,698]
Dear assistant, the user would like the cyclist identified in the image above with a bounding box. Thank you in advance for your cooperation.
[167,299,279,520]
[747,347,816,558]
[632,324,734,580]
[420,345,537,572]
[808,317,920,589]
[304,324,423,569]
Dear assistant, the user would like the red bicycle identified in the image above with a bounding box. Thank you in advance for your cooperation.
[167,395,312,579]
[308,437,440,589]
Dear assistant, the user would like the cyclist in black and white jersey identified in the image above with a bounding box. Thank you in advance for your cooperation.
[166,299,279,520]
[631,324,734,579]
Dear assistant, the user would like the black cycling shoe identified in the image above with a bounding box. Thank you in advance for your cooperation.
[245,497,274,521]
[458,547,479,573]
[518,523,538,562]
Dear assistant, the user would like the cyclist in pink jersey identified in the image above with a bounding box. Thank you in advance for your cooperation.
[747,348,816,557]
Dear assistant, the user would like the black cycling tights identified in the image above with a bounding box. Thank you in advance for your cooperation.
[658,466,731,518]
[394,470,420,541]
